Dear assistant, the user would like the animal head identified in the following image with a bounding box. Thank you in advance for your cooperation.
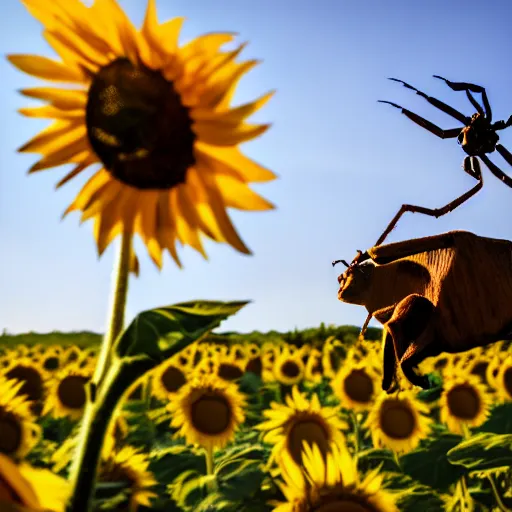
[333,251,375,306]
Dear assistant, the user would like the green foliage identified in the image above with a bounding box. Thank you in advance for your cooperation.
[400,427,466,492]
[447,432,512,475]
[476,402,512,435]
[356,448,401,474]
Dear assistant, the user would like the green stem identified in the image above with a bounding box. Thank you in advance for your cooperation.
[93,228,132,386]
[351,411,360,455]
[66,230,133,512]
[205,445,217,493]
[459,423,474,512]
[488,474,512,512]
[66,357,154,512]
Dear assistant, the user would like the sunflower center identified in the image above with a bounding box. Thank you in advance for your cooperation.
[0,416,22,455]
[504,368,512,398]
[43,356,60,371]
[86,57,196,190]
[57,376,89,410]
[379,399,416,439]
[287,418,330,466]
[5,366,43,402]
[190,393,232,435]
[281,360,300,378]
[343,370,374,404]
[315,501,376,512]
[161,366,187,393]
[218,363,244,381]
[446,385,480,420]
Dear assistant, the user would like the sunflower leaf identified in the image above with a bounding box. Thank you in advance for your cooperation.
[400,430,466,492]
[476,402,512,435]
[356,448,401,474]
[446,432,512,474]
[114,300,250,360]
[150,443,205,486]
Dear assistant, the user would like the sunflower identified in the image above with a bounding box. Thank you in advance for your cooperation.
[304,348,324,384]
[42,364,92,420]
[0,453,70,512]
[271,441,399,512]
[151,355,189,400]
[439,372,492,435]
[245,345,263,377]
[257,386,347,473]
[62,346,82,365]
[494,354,512,402]
[331,360,380,412]
[364,389,433,454]
[10,0,276,272]
[273,347,306,387]
[98,445,157,512]
[214,349,247,382]
[261,343,279,382]
[0,377,41,459]
[3,358,46,413]
[39,348,63,374]
[167,374,246,452]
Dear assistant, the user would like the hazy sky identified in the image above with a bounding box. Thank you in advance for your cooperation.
[1,0,512,335]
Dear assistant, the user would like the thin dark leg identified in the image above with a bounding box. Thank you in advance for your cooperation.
[491,115,512,131]
[375,174,483,246]
[465,90,484,116]
[382,331,397,392]
[495,144,512,167]
[462,156,482,180]
[433,75,491,121]
[387,78,468,124]
[378,102,461,139]
[480,154,512,188]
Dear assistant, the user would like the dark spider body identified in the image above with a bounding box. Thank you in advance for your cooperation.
[369,75,512,248]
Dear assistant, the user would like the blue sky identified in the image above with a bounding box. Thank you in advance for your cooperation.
[1,0,512,335]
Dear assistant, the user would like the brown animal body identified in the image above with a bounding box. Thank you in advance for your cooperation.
[336,230,512,391]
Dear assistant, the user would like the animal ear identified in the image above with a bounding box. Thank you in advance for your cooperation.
[368,231,460,264]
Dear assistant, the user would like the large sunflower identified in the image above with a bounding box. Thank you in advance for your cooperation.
[0,377,41,459]
[273,347,306,387]
[271,441,399,512]
[167,374,246,452]
[364,389,433,454]
[9,0,276,271]
[257,386,347,474]
[439,372,492,435]
[3,358,46,414]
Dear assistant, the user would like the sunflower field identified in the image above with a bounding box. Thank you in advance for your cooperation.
[1,330,512,512]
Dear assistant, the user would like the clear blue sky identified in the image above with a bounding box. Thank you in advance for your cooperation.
[1,0,512,335]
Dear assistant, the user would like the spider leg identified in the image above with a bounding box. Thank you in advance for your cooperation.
[378,101,461,139]
[387,78,468,124]
[374,172,483,246]
[496,144,512,166]
[462,156,482,180]
[433,75,491,121]
[479,154,512,188]
[465,90,484,116]
[492,115,512,131]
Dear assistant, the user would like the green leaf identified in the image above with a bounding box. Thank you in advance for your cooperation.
[149,443,205,486]
[114,300,249,360]
[382,472,447,512]
[447,432,512,474]
[476,402,512,435]
[356,448,401,474]
[168,470,211,511]
[400,430,466,492]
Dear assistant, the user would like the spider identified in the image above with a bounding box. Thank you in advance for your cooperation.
[374,75,512,246]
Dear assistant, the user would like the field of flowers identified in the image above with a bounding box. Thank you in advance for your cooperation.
[1,333,512,511]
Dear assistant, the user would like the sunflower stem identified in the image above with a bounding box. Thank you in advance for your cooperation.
[488,474,512,512]
[459,423,474,512]
[350,411,360,455]
[93,228,132,388]
[66,357,154,512]
[205,445,217,493]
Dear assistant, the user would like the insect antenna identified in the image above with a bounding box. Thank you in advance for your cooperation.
[332,259,350,268]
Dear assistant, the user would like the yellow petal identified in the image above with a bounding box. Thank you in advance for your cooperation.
[155,191,182,267]
[18,105,85,119]
[193,121,270,146]
[80,179,123,222]
[192,91,275,124]
[179,33,235,62]
[157,17,185,55]
[19,87,87,110]
[0,454,41,510]
[209,173,274,211]
[7,54,86,83]
[139,0,164,69]
[134,190,163,269]
[29,138,90,172]
[18,120,85,153]
[56,158,96,189]
[195,143,276,183]
[63,169,112,216]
